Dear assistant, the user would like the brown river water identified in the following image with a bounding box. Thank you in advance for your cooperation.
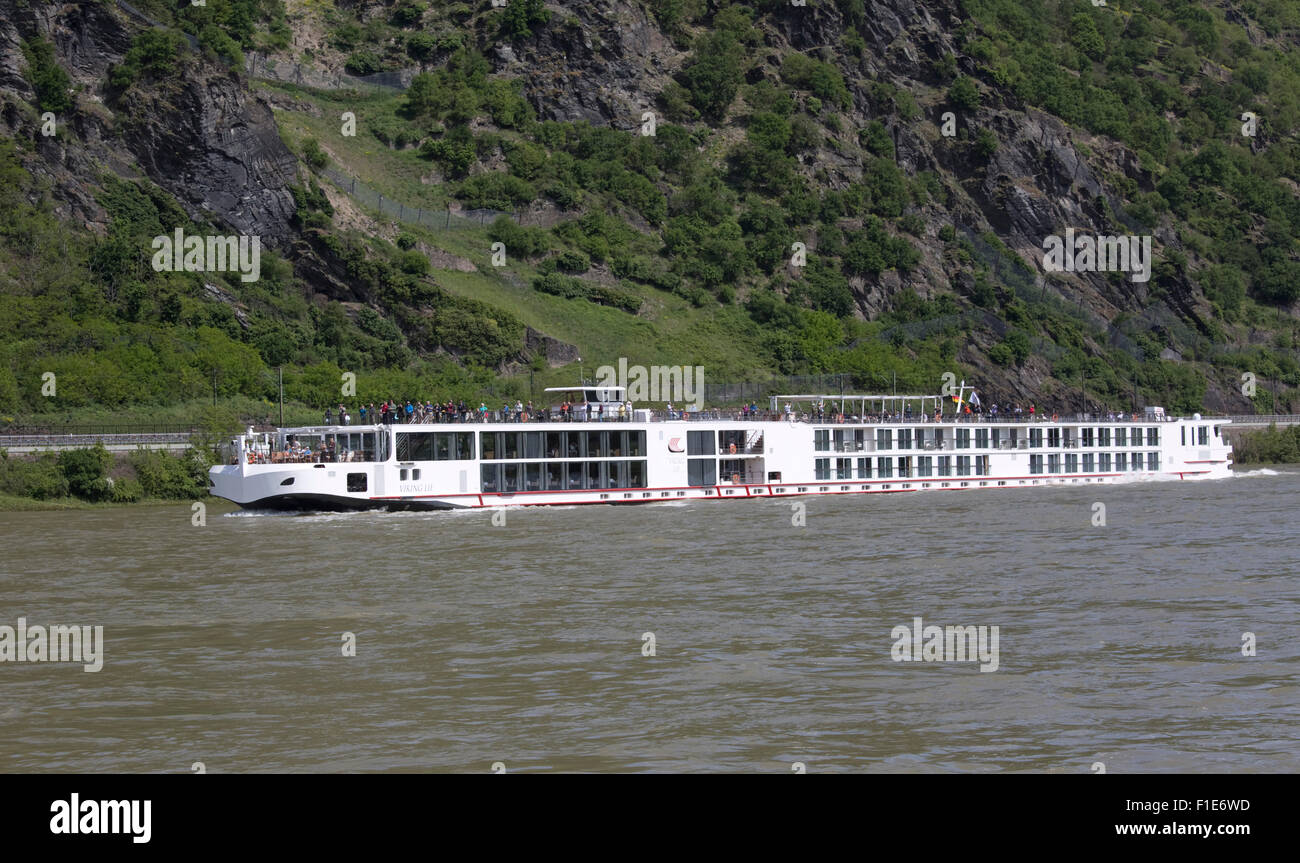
[1,468,1297,773]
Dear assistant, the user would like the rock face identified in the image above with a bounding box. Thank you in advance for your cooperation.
[0,0,297,245]
[115,74,299,245]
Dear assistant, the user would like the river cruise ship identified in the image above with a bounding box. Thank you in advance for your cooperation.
[208,389,1234,510]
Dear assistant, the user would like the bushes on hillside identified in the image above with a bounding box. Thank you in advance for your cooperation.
[532,273,642,313]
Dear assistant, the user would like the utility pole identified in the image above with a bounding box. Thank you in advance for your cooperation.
[278,366,284,426]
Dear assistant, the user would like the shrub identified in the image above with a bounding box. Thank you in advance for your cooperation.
[780,54,851,110]
[110,30,184,89]
[488,216,549,258]
[556,250,591,273]
[948,76,980,110]
[680,31,746,121]
[0,450,68,500]
[456,174,535,210]
[131,449,210,500]
[20,38,72,114]
[59,443,113,502]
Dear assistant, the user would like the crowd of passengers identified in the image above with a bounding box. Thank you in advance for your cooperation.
[309,398,1144,428]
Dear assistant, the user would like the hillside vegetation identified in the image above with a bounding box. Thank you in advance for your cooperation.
[0,0,1298,426]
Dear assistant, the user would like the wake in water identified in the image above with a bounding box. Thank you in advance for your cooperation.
[1232,467,1296,477]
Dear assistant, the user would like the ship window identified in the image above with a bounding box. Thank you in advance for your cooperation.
[480,433,497,460]
[400,468,408,481]
[1029,428,1043,448]
[688,430,715,455]
[1099,453,1111,472]
[545,462,564,490]
[975,428,988,448]
[546,432,563,458]
[688,458,717,487]
[877,457,893,478]
[897,429,913,450]
[1048,454,1061,473]
[347,473,367,492]
[567,462,584,489]
[396,432,434,462]
[1131,427,1143,446]
[876,429,893,450]
[1099,427,1111,447]
[1115,427,1127,447]
[586,461,603,489]
[836,458,852,479]
[1116,453,1127,471]
[524,463,541,491]
[814,458,830,480]
[1181,426,1186,446]
[280,477,294,486]
[814,429,830,451]
[1148,452,1160,471]
[1083,454,1095,472]
[567,432,580,458]
[480,464,500,492]
[609,431,625,458]
[1198,426,1208,446]
[857,457,871,479]
[629,461,646,488]
[956,429,970,449]
[525,432,544,460]
[412,469,420,480]
[434,434,450,461]
[503,433,522,460]
[628,432,646,457]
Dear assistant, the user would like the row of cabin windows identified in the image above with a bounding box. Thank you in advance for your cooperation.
[479,430,646,460]
[395,432,474,462]
[481,460,648,492]
[1029,452,1159,473]
[813,455,991,479]
[1181,426,1214,446]
[813,426,1163,450]
[811,451,1165,479]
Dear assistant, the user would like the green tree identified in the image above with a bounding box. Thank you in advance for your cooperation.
[20,38,72,114]
[680,31,745,121]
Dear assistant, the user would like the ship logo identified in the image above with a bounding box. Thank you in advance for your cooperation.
[668,437,684,452]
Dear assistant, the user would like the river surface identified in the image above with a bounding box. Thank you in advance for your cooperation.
[1,468,1297,773]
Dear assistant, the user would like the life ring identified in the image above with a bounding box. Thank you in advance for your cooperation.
[1051,413,1059,422]
[247,452,255,464]
[729,443,737,454]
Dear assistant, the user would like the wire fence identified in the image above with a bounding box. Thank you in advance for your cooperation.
[318,166,560,230]
[245,52,411,94]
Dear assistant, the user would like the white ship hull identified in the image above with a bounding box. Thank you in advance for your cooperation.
[209,414,1234,511]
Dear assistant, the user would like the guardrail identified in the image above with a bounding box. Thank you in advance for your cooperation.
[1221,415,1300,425]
